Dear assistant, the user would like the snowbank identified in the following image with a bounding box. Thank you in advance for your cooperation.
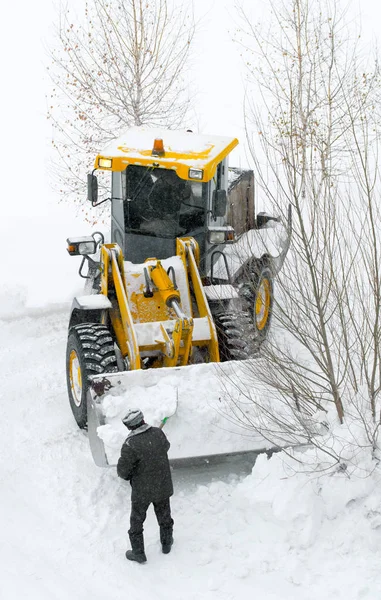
[0,205,106,319]
[176,443,381,599]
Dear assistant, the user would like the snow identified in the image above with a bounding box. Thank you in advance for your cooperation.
[2,0,381,597]
[2,302,381,599]
[74,295,112,310]
[99,125,238,169]
[228,167,247,189]
[67,236,97,243]
[95,362,279,463]
[133,316,211,346]
[203,284,239,300]
[213,225,290,280]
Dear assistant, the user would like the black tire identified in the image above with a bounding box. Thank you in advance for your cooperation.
[240,264,274,344]
[212,264,274,362]
[214,313,253,362]
[66,323,118,429]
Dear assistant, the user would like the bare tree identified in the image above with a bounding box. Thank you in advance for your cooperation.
[47,0,195,207]
[228,0,381,468]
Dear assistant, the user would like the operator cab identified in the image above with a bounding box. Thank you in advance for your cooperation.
[124,165,205,234]
[88,127,237,268]
[110,165,209,264]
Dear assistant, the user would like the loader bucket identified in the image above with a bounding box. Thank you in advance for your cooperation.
[87,361,280,467]
[87,391,109,468]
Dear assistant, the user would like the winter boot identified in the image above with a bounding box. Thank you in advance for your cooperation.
[160,526,174,554]
[162,539,173,554]
[125,550,147,563]
[126,533,147,564]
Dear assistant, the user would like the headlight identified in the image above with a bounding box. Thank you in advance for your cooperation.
[77,241,97,255]
[208,228,235,245]
[188,168,203,180]
[98,157,113,169]
[67,237,97,256]
[209,230,226,244]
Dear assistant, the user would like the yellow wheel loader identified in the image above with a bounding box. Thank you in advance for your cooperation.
[66,127,291,466]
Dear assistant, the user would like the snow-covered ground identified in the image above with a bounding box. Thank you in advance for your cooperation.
[1,205,381,599]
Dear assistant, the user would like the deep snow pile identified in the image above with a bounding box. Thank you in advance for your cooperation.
[95,357,325,464]
[97,362,286,463]
[196,444,381,598]
[2,300,381,599]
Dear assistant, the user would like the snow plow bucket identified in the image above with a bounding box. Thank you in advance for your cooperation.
[86,362,282,468]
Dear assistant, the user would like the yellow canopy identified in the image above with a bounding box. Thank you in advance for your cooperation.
[94,126,239,182]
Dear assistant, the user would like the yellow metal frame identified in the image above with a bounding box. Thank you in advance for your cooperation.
[176,238,220,362]
[97,239,220,370]
[100,244,141,369]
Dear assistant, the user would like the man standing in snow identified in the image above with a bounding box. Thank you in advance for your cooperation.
[117,408,174,564]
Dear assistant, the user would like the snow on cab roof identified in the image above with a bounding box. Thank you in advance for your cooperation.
[94,126,239,182]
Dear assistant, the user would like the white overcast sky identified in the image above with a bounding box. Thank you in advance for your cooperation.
[0,0,379,219]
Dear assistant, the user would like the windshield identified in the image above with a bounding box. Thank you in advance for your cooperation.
[122,165,206,237]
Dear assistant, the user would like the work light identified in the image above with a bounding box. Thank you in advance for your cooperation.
[67,237,97,256]
[98,157,113,169]
[188,168,203,180]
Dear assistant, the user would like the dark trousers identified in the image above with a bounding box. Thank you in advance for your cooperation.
[129,497,174,551]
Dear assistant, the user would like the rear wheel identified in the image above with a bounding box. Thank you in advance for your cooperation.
[244,265,273,342]
[66,323,118,428]
[215,312,253,361]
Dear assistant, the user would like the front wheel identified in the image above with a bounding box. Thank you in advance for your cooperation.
[66,323,118,428]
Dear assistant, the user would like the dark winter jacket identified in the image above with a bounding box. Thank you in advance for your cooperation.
[117,425,173,504]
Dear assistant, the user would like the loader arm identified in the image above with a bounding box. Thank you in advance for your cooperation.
[176,238,220,363]
[100,244,141,369]
[99,240,219,369]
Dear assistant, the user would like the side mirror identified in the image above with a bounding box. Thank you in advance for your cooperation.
[212,189,227,218]
[87,173,98,205]
[256,213,280,228]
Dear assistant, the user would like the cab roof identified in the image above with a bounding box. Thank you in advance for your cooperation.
[94,126,239,183]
